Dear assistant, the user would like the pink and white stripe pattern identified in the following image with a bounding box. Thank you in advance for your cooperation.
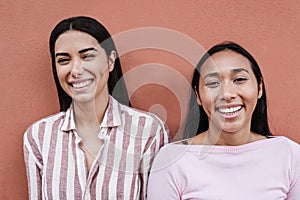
[24,96,169,200]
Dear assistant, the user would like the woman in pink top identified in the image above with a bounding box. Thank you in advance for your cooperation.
[148,42,300,199]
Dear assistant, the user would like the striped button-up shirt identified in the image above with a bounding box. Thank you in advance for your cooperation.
[23,96,169,200]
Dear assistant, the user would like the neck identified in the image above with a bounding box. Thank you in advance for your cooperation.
[73,93,109,130]
[205,121,256,146]
[211,131,254,146]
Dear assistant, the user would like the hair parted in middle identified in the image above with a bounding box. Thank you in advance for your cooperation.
[184,41,272,139]
[49,16,130,111]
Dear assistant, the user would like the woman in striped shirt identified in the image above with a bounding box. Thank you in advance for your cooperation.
[23,16,169,200]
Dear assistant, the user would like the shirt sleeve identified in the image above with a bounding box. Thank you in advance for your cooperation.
[286,142,300,199]
[23,127,43,200]
[139,119,170,200]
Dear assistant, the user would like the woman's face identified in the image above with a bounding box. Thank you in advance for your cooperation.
[54,30,115,104]
[197,50,262,134]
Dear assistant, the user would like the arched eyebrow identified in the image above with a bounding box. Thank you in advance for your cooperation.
[204,72,219,79]
[55,52,69,57]
[232,68,249,74]
[203,68,249,79]
[78,47,98,54]
[55,47,98,58]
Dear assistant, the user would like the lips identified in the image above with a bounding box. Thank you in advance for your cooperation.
[216,105,243,116]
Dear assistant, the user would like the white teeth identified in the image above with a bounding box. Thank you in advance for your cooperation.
[218,106,242,114]
[73,80,92,88]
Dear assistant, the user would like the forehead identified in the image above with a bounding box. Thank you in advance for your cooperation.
[200,50,253,76]
[54,30,100,52]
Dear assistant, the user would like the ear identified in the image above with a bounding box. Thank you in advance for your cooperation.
[194,86,202,106]
[108,51,116,72]
[258,80,263,99]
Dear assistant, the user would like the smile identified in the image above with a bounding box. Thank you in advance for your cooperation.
[72,80,93,89]
[216,106,243,116]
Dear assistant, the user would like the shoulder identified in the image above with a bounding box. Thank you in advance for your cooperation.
[266,136,300,164]
[281,136,300,158]
[119,102,169,133]
[111,96,166,126]
[119,103,162,121]
[274,136,300,186]
[109,97,170,143]
[270,136,300,151]
[24,111,65,138]
[26,111,65,130]
[23,111,66,157]
[151,143,190,172]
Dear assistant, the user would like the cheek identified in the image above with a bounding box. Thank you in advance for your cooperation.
[56,67,70,85]
[243,86,259,103]
[56,68,63,79]
[94,56,109,73]
[200,87,217,103]
[95,69,110,86]
[199,88,216,111]
[88,63,108,77]
[56,68,62,78]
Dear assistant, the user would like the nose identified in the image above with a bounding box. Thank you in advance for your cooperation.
[220,81,237,101]
[70,59,83,78]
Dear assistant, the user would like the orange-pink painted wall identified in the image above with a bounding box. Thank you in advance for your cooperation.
[1,1,300,198]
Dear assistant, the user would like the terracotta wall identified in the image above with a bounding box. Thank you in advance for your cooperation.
[1,0,299,198]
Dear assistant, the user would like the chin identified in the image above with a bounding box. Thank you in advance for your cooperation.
[221,124,242,133]
[222,129,240,133]
[72,95,95,104]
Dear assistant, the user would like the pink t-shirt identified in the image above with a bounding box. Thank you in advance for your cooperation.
[148,136,300,199]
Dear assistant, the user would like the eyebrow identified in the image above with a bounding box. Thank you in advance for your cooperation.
[55,47,98,58]
[203,68,249,79]
[55,52,69,57]
[232,68,249,74]
[204,72,219,79]
[78,47,98,54]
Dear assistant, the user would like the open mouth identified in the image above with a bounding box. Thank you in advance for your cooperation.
[216,105,243,116]
[71,79,93,89]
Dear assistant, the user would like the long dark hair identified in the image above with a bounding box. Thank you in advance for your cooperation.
[184,41,272,138]
[49,16,130,111]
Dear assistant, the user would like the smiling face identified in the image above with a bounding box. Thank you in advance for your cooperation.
[196,50,262,134]
[54,30,115,104]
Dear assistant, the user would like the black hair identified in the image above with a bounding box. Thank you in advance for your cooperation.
[49,16,130,111]
[184,41,272,138]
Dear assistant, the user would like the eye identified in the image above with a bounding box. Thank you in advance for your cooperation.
[234,77,248,84]
[82,54,95,60]
[57,57,70,65]
[205,81,220,88]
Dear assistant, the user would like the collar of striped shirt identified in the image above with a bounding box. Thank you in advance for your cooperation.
[60,96,122,132]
